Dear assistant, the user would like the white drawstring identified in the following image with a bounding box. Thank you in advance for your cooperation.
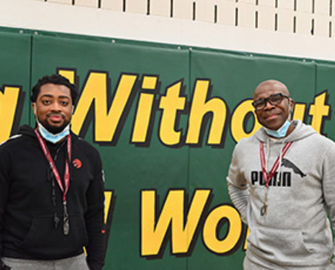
[278,141,285,185]
[265,138,285,185]
[266,138,270,172]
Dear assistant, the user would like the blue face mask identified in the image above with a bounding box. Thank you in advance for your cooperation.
[264,120,291,138]
[37,122,70,144]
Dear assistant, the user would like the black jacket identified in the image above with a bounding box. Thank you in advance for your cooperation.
[0,125,105,270]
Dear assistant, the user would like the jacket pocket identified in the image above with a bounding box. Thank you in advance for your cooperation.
[248,227,313,264]
[19,214,89,258]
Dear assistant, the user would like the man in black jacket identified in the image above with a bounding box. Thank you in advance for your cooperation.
[0,74,106,270]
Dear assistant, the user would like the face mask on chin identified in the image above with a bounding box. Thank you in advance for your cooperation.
[263,99,293,138]
[33,103,71,143]
[37,120,70,144]
[264,120,291,138]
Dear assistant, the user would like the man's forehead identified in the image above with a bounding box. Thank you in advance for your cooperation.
[38,83,72,99]
[253,80,289,98]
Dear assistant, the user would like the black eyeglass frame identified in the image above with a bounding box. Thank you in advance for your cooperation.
[252,93,290,111]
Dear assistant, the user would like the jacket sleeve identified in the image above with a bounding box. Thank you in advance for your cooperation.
[226,142,249,225]
[227,183,249,224]
[85,150,106,270]
[322,143,335,270]
[0,145,11,263]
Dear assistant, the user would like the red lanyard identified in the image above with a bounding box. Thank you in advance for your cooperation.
[34,129,71,202]
[260,141,292,187]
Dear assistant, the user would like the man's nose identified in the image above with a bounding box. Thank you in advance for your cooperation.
[51,102,62,111]
[263,100,274,110]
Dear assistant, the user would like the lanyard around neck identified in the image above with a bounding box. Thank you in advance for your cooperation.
[259,141,292,188]
[34,129,72,202]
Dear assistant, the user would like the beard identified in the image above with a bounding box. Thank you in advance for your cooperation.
[38,118,71,134]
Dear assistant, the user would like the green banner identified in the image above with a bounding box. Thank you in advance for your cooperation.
[0,28,333,270]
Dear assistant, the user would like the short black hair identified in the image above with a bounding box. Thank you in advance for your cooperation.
[30,74,78,105]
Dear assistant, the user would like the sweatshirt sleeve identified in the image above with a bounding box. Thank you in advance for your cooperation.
[0,145,11,262]
[85,149,106,270]
[322,142,335,269]
[227,183,249,224]
[226,142,249,225]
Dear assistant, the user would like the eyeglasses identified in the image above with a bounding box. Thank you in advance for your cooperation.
[252,93,290,111]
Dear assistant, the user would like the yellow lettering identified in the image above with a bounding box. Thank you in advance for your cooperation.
[104,190,113,224]
[203,205,242,254]
[292,103,306,122]
[71,72,137,142]
[231,100,261,142]
[141,189,210,256]
[0,86,21,143]
[58,69,76,84]
[158,81,186,146]
[132,76,158,143]
[186,80,227,145]
[244,228,249,250]
[309,91,330,134]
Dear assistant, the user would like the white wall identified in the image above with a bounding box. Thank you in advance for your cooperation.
[1,0,335,61]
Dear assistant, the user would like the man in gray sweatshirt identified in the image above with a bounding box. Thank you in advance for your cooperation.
[227,80,335,270]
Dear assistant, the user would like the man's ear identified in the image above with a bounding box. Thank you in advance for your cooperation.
[32,103,37,116]
[289,98,295,114]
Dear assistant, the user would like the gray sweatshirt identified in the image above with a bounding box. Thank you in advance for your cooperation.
[227,120,335,269]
